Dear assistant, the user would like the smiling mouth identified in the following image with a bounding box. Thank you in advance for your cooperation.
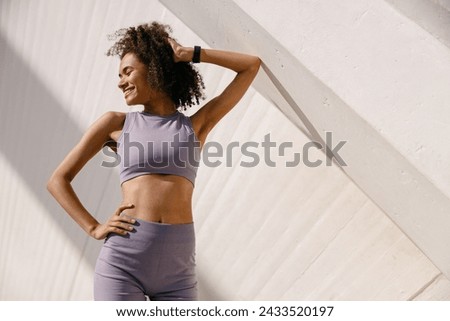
[124,87,135,97]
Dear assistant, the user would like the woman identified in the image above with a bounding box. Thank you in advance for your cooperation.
[47,22,260,301]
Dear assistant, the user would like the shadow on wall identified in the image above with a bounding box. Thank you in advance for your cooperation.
[0,32,110,295]
[0,33,224,300]
[260,63,340,167]
[0,33,92,247]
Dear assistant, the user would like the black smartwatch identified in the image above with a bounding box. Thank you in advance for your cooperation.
[192,46,201,63]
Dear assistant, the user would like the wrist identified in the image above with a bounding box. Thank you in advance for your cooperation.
[87,222,100,238]
[192,46,201,63]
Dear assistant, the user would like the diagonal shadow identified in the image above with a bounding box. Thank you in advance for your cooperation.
[260,62,345,168]
[0,33,114,274]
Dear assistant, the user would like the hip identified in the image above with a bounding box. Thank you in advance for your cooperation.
[101,215,196,261]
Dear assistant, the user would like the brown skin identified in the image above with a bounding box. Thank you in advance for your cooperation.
[47,39,260,240]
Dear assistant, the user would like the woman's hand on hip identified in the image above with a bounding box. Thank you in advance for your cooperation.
[90,203,136,240]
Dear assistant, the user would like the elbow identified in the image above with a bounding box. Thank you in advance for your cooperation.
[238,56,261,74]
[46,175,56,194]
[247,57,261,76]
[255,56,262,67]
[251,56,261,71]
[46,172,66,194]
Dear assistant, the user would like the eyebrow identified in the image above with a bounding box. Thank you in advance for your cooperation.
[118,66,133,78]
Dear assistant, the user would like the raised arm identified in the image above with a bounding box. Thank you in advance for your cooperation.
[46,111,134,239]
[169,39,261,143]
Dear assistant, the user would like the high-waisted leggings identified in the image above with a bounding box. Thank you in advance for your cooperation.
[94,214,197,301]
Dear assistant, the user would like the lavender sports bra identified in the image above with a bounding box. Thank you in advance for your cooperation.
[117,110,201,187]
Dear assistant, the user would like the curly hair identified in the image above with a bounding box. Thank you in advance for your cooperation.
[106,22,205,110]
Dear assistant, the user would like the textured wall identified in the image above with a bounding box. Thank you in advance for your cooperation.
[162,0,450,279]
[1,0,449,300]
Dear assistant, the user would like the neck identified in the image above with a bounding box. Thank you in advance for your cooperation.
[143,92,177,116]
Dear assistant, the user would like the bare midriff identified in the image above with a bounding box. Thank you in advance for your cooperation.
[120,173,194,224]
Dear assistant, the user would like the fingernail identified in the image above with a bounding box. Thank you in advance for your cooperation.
[131,219,136,223]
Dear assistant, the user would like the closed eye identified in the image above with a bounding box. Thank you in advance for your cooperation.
[119,66,134,78]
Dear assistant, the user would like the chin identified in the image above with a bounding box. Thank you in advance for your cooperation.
[124,97,138,106]
[125,93,146,105]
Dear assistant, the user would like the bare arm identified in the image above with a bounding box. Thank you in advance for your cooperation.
[169,40,261,141]
[46,111,134,239]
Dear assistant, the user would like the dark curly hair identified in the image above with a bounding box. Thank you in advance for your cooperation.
[106,22,205,110]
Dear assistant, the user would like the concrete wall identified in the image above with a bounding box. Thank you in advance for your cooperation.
[161,0,450,279]
[1,0,449,300]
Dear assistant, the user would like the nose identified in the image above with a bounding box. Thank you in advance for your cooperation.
[118,77,127,91]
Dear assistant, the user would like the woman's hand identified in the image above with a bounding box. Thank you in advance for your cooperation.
[168,38,194,63]
[90,203,136,240]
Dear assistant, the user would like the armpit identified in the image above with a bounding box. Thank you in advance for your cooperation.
[103,140,118,153]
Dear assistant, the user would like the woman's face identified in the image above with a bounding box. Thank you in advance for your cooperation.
[117,52,152,106]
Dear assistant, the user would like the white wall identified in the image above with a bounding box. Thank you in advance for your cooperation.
[1,0,449,300]
[162,0,450,279]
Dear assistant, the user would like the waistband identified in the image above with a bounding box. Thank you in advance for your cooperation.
[119,213,195,241]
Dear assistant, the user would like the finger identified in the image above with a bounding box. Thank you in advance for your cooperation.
[107,221,131,233]
[168,38,177,49]
[120,216,136,224]
[111,221,135,232]
[112,214,136,225]
[108,215,136,228]
[109,226,129,235]
[168,37,179,45]
[115,203,134,215]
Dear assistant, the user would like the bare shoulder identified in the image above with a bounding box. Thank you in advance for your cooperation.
[97,111,126,140]
[104,110,126,119]
[96,111,126,147]
[102,111,126,130]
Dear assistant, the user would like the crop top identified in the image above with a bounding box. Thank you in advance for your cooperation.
[116,110,201,187]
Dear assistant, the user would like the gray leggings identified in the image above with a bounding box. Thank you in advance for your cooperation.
[94,215,198,301]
